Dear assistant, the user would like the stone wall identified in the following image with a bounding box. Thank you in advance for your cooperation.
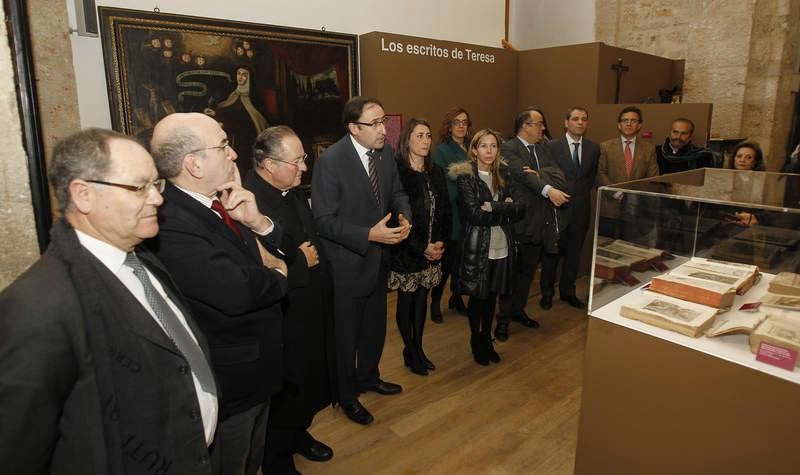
[0,0,81,289]
[0,2,39,289]
[596,0,800,169]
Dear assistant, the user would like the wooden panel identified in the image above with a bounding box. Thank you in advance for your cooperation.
[576,318,800,475]
[360,32,517,138]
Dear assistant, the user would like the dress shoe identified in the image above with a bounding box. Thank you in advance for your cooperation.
[449,295,468,316]
[540,295,553,310]
[494,321,509,342]
[561,295,585,309]
[362,379,403,395]
[419,350,436,370]
[295,437,333,462]
[512,312,540,328]
[342,400,374,425]
[430,302,443,323]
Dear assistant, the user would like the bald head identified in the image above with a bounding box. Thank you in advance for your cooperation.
[150,112,238,196]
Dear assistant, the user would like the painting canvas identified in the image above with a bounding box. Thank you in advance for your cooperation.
[99,8,358,190]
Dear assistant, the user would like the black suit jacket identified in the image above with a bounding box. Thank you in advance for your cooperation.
[502,137,557,243]
[0,219,216,474]
[311,134,411,296]
[545,136,600,198]
[148,183,288,418]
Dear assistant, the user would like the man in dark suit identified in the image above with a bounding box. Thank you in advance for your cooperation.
[0,129,219,474]
[244,126,336,473]
[148,113,288,475]
[496,107,571,341]
[312,96,412,425]
[541,107,600,310]
[656,117,713,174]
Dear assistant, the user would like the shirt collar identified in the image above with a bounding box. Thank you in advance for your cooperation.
[516,136,532,148]
[75,229,129,275]
[173,183,215,209]
[621,135,637,145]
[350,134,371,158]
[566,134,583,146]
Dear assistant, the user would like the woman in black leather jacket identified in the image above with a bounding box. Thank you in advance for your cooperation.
[450,128,524,365]
[388,118,451,375]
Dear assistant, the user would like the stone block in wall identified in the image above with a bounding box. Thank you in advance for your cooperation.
[0,203,39,290]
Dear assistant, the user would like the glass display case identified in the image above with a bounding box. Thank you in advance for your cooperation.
[588,168,800,383]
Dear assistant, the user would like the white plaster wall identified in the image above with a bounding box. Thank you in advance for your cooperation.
[66,0,505,129]
[510,0,595,50]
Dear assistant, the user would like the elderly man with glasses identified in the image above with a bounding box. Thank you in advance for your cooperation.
[148,112,288,475]
[0,129,220,473]
[311,96,412,426]
[243,125,337,473]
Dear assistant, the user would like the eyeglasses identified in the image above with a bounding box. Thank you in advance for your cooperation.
[270,153,308,168]
[86,178,166,194]
[188,142,232,155]
[353,117,390,128]
[452,119,470,127]
[525,121,545,128]
[619,119,641,125]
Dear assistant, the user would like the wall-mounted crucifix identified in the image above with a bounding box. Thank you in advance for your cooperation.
[611,57,629,104]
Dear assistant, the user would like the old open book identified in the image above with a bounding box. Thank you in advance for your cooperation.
[599,240,669,271]
[705,312,767,337]
[620,291,719,337]
[673,257,760,295]
[650,273,736,309]
[761,293,800,311]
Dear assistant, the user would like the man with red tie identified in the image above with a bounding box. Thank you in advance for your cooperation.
[597,106,660,240]
[148,112,288,475]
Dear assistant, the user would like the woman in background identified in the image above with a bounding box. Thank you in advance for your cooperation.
[451,129,524,365]
[727,140,765,171]
[388,118,450,375]
[430,108,472,322]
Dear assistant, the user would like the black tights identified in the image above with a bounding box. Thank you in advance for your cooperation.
[467,293,497,338]
[395,286,430,360]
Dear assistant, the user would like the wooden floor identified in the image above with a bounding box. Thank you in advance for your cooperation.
[295,282,589,475]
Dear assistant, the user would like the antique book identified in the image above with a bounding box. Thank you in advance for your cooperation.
[650,274,736,309]
[594,255,640,286]
[711,239,782,269]
[600,240,668,271]
[769,272,800,297]
[705,312,767,337]
[676,257,760,295]
[619,291,719,337]
[734,225,800,247]
[749,314,800,361]
[760,292,800,311]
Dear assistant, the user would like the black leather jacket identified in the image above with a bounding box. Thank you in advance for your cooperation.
[450,161,525,299]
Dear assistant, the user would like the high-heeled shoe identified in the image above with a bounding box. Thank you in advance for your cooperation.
[470,335,490,366]
[403,348,428,376]
[419,349,436,370]
[484,335,501,363]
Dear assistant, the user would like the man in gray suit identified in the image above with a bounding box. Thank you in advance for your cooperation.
[0,129,219,474]
[312,96,411,425]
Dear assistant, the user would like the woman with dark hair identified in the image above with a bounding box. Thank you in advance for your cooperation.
[430,108,472,322]
[727,140,765,171]
[388,118,451,375]
[450,129,524,365]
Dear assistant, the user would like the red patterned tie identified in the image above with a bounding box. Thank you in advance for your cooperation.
[624,140,633,177]
[211,199,243,239]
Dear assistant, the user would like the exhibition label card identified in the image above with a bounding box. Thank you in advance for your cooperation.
[756,342,798,371]
[739,302,761,312]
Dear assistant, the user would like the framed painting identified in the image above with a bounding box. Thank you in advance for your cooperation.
[99,7,358,192]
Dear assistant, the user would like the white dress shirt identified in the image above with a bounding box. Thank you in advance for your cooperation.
[350,134,373,177]
[75,230,218,446]
[620,135,637,158]
[566,134,583,166]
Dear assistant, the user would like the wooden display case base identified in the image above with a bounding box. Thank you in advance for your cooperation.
[575,318,800,475]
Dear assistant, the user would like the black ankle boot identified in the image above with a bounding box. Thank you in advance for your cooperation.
[484,335,500,363]
[403,347,428,376]
[470,335,490,366]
